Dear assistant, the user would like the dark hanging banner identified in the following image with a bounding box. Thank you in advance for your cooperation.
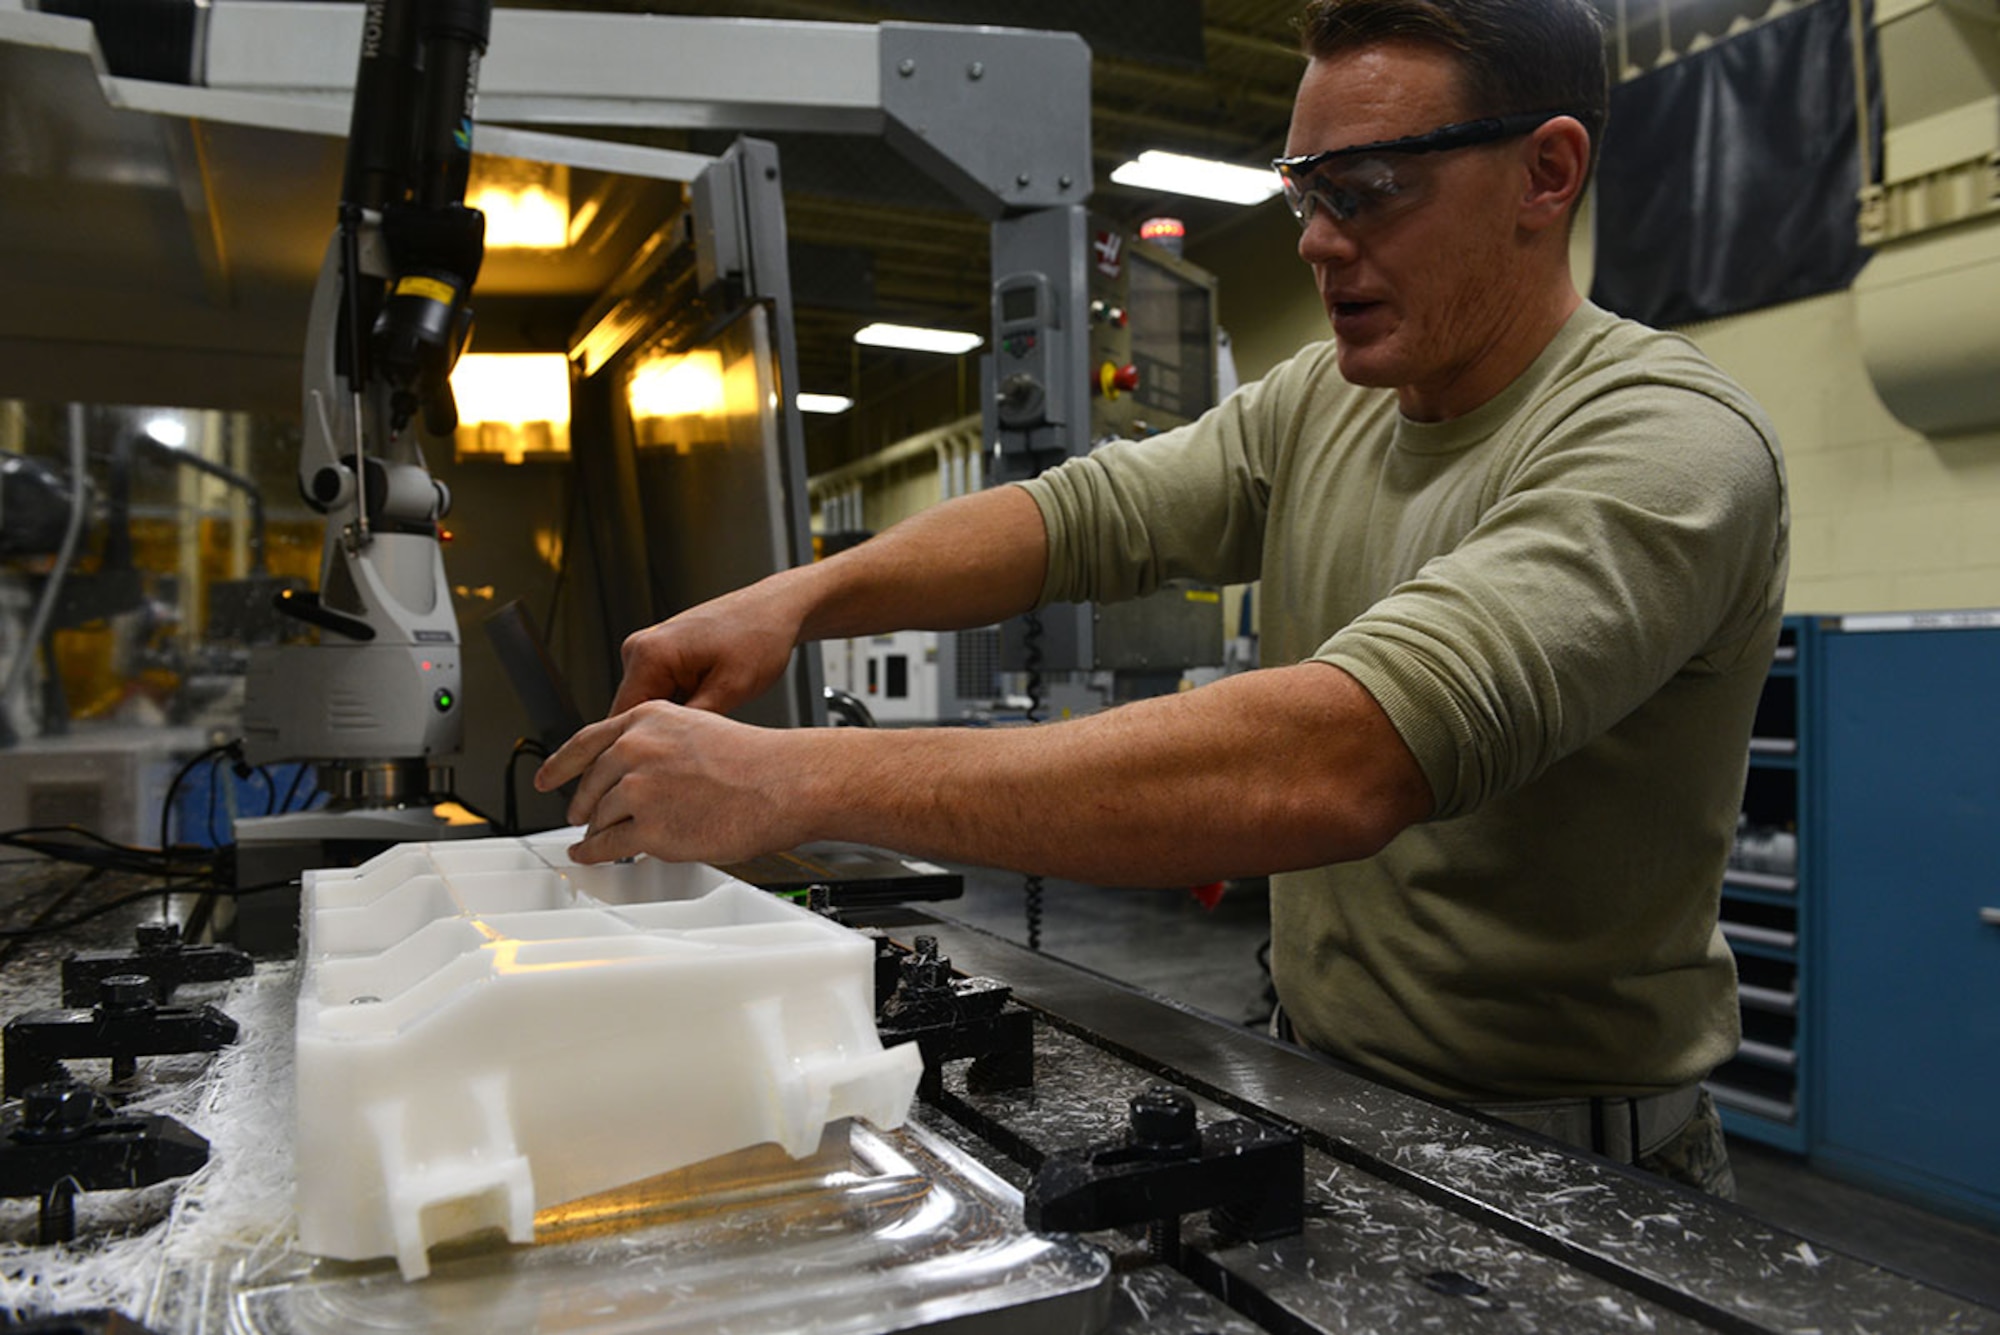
[1589,0,1882,328]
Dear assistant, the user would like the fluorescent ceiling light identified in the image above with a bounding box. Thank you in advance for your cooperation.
[1110,150,1282,206]
[854,323,984,355]
[452,354,572,426]
[143,415,187,449]
[797,393,854,415]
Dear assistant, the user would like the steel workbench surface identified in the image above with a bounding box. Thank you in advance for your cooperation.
[861,908,2000,1335]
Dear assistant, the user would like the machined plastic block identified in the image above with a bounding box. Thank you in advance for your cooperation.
[294,831,923,1279]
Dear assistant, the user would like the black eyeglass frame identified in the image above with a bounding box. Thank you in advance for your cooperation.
[1272,109,1578,185]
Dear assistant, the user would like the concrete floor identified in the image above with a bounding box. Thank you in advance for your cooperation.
[932,864,2000,1313]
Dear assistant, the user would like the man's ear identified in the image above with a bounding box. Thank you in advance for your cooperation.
[1519,116,1591,233]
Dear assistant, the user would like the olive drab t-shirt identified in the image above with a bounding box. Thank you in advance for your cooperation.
[1020,301,1788,1103]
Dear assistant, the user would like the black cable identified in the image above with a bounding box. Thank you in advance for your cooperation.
[189,740,267,848]
[159,739,239,925]
[1023,875,1045,951]
[503,737,550,835]
[0,874,300,941]
[0,866,108,972]
[1021,611,1046,952]
[0,825,171,860]
[248,763,276,815]
[0,829,202,877]
[160,742,236,871]
[206,753,226,848]
[278,761,313,815]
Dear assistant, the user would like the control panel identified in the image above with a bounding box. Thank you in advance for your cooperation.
[1085,223,1218,444]
[990,220,1225,682]
[993,272,1065,433]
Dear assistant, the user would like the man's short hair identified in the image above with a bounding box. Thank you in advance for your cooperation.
[1297,0,1608,191]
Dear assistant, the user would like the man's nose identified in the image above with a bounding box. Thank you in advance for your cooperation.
[1297,209,1356,267]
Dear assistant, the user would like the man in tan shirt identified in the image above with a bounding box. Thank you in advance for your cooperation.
[540,0,1787,1195]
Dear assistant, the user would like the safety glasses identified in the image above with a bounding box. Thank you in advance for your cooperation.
[1272,110,1572,229]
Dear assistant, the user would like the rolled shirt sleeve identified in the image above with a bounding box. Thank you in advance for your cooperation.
[1319,385,1788,820]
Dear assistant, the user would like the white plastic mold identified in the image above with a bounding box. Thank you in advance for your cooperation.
[293,829,923,1279]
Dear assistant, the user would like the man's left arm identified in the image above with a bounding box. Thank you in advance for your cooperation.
[542,659,1434,884]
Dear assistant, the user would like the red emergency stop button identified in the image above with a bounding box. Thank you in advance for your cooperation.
[1097,361,1141,398]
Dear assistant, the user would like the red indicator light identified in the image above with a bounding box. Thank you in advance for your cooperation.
[421,660,433,671]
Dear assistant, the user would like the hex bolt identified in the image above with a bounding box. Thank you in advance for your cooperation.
[21,1083,99,1142]
[1059,175,1074,190]
[97,974,157,1082]
[1129,1085,1199,1153]
[967,60,984,79]
[1128,1086,1197,1265]
[98,974,156,1016]
[898,58,916,76]
[1016,172,1032,187]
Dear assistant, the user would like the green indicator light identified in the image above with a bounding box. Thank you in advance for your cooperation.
[434,688,455,712]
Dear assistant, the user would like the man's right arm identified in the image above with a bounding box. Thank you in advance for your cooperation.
[612,483,1049,714]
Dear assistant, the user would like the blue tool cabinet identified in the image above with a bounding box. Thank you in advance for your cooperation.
[1808,614,2000,1226]
[1711,613,2000,1225]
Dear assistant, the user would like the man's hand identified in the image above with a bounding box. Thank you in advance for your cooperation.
[610,579,807,716]
[532,700,811,865]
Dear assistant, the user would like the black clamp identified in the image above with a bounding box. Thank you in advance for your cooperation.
[3,975,239,1099]
[875,935,1034,1101]
[0,1083,211,1244]
[1024,1086,1304,1263]
[62,921,254,1007]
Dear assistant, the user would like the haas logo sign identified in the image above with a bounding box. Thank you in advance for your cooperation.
[1093,230,1124,279]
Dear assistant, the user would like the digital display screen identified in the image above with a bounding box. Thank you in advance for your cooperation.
[1001,284,1038,323]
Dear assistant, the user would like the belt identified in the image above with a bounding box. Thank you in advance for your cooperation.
[1265,1004,1702,1164]
[1472,1083,1705,1164]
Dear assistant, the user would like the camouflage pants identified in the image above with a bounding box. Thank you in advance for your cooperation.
[1636,1089,1737,1199]
[1480,1088,1738,1199]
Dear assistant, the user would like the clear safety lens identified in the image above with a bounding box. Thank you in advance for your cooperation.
[1280,155,1430,230]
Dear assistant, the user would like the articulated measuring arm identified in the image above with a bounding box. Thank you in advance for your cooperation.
[243,0,492,773]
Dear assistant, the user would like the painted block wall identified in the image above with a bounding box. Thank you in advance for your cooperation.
[1679,292,2000,613]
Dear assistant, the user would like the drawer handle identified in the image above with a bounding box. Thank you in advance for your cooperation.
[1984,907,2000,927]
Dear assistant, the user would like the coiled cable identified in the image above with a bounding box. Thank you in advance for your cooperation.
[1021,611,1045,951]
